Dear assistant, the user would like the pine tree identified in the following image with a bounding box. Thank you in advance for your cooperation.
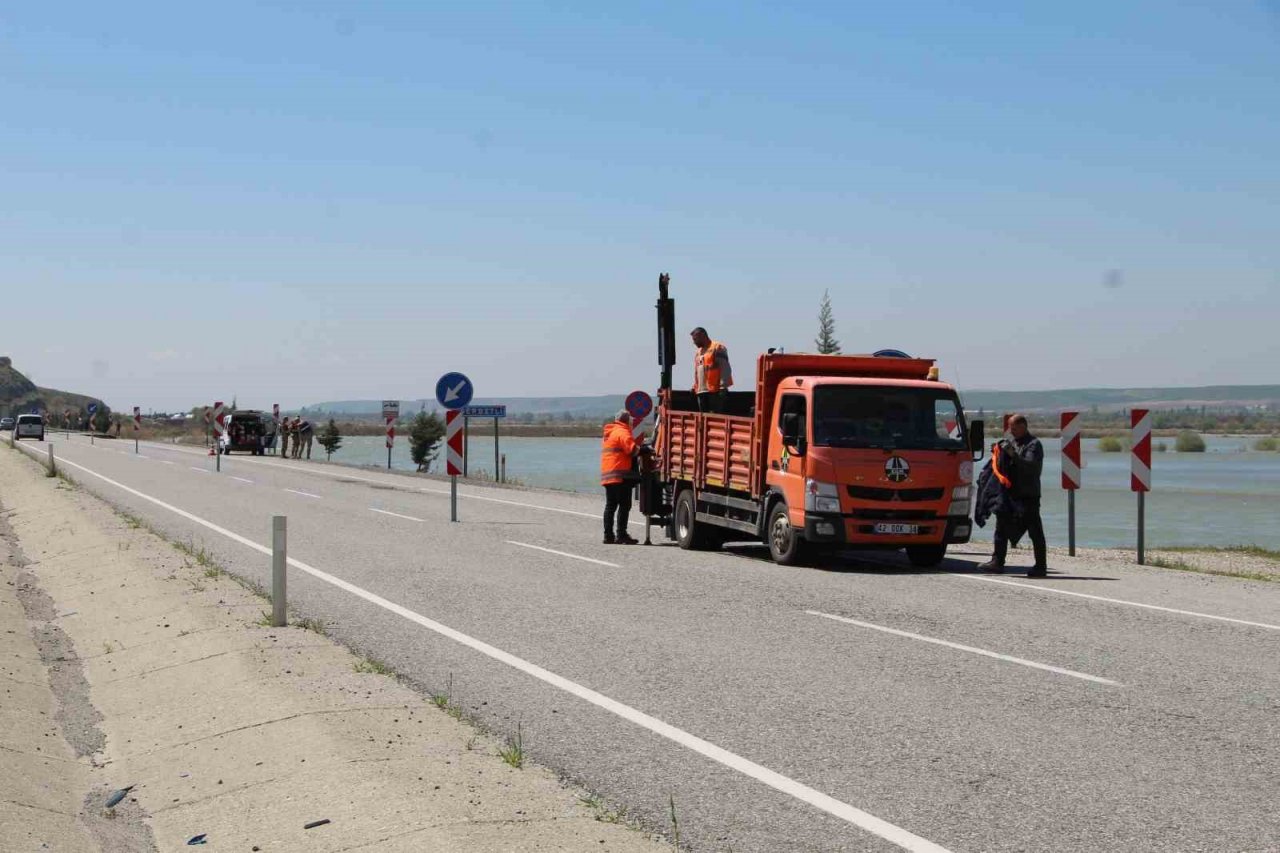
[318,418,343,460]
[409,411,446,472]
[815,290,841,354]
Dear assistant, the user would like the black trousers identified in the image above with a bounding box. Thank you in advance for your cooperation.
[993,497,1047,567]
[603,483,633,537]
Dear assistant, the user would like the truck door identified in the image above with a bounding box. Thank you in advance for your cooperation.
[767,393,808,525]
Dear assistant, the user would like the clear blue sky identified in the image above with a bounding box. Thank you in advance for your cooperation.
[4,2,1278,411]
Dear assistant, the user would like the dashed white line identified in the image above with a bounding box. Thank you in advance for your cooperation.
[369,507,424,523]
[506,541,621,568]
[806,610,1120,686]
[283,488,321,499]
[231,476,254,485]
[952,574,1280,632]
[44,453,950,853]
[135,454,149,459]
[189,467,209,474]
[160,461,175,466]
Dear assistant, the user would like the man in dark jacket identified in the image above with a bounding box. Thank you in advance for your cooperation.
[979,414,1048,577]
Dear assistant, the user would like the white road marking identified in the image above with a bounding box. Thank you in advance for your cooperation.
[506,541,621,568]
[136,454,149,459]
[952,574,1280,632]
[231,477,254,485]
[283,488,321,499]
[160,461,175,466]
[369,508,424,523]
[44,454,950,853]
[806,610,1120,686]
[189,467,209,474]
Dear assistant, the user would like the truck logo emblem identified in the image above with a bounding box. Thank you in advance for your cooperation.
[885,456,910,483]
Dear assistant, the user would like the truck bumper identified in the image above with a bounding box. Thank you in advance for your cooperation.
[804,513,846,544]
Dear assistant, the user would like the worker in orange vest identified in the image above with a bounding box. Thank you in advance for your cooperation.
[600,410,644,545]
[691,327,733,413]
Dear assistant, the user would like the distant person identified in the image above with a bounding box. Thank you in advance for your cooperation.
[979,414,1048,577]
[600,411,644,545]
[278,417,290,458]
[691,327,733,413]
[293,417,314,460]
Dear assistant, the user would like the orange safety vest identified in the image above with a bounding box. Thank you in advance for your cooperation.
[695,341,733,393]
[600,421,639,486]
[991,443,1012,489]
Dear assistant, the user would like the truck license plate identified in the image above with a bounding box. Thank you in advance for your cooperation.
[874,523,919,535]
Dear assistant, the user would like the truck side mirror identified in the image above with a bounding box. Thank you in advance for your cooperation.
[781,413,807,457]
[969,419,985,460]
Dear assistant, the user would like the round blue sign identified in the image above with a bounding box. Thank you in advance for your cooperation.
[87,403,99,414]
[625,390,653,421]
[435,372,474,410]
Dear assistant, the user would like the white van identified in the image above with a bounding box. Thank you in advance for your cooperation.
[15,414,44,441]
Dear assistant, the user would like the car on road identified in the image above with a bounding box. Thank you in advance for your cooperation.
[14,413,44,441]
[0,416,13,431]
[223,410,274,455]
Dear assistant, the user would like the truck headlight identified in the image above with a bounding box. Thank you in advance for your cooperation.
[805,479,841,514]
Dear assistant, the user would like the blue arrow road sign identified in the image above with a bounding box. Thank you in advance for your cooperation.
[436,372,474,410]
[87,403,98,414]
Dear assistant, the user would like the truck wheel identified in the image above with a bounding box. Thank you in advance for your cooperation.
[906,545,947,568]
[767,502,807,566]
[674,489,710,550]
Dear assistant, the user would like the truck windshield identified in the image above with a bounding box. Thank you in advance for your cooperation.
[812,386,965,450]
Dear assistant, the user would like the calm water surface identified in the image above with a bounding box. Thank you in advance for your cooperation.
[331,434,1280,550]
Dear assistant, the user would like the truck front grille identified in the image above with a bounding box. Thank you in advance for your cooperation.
[847,486,944,502]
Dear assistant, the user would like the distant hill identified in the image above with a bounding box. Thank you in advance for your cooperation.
[304,385,1280,418]
[0,357,108,421]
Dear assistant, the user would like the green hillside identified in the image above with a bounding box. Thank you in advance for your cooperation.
[0,356,108,422]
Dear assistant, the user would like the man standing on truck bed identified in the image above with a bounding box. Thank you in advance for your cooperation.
[691,327,733,413]
[600,411,643,545]
[980,414,1048,577]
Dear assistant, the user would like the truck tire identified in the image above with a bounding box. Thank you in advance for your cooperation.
[906,545,947,568]
[767,502,807,566]
[674,489,712,550]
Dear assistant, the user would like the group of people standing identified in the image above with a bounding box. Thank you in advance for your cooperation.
[276,416,313,460]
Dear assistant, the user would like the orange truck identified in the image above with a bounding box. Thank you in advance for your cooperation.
[642,275,986,566]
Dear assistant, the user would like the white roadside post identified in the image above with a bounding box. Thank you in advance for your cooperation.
[1060,411,1081,556]
[47,442,56,476]
[1130,408,1152,564]
[271,516,287,627]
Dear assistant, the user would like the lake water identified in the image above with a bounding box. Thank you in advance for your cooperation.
[328,434,1280,550]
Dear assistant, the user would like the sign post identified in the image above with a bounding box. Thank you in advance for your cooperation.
[1060,411,1081,556]
[272,404,280,455]
[133,406,141,453]
[626,391,656,544]
[1130,408,1152,564]
[88,404,98,444]
[436,373,473,522]
[462,405,506,481]
[382,400,400,470]
[213,401,226,471]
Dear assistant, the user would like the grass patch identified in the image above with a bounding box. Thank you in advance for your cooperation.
[1147,554,1277,583]
[498,722,525,769]
[202,565,222,579]
[1254,436,1279,451]
[431,673,453,710]
[1163,544,1280,562]
[1097,435,1125,452]
[1175,430,1206,452]
[121,512,144,529]
[579,793,630,825]
[293,616,326,634]
[354,657,393,676]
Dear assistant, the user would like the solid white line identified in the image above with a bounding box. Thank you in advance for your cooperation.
[189,467,209,474]
[507,541,621,568]
[806,610,1119,686]
[44,454,950,853]
[283,488,321,499]
[369,507,424,523]
[952,574,1280,632]
[231,476,254,485]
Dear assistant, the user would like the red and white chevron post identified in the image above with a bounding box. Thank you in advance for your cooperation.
[1131,408,1152,564]
[211,401,225,460]
[133,407,141,453]
[446,410,464,476]
[1061,411,1081,556]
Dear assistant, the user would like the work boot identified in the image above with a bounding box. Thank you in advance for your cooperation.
[977,560,1004,573]
[616,533,639,545]
[1027,565,1049,578]
[602,533,616,545]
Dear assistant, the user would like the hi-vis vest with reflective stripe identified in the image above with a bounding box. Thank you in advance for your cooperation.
[600,422,638,486]
[695,341,733,393]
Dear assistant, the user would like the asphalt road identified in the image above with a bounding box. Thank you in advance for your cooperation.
[10,432,1280,852]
